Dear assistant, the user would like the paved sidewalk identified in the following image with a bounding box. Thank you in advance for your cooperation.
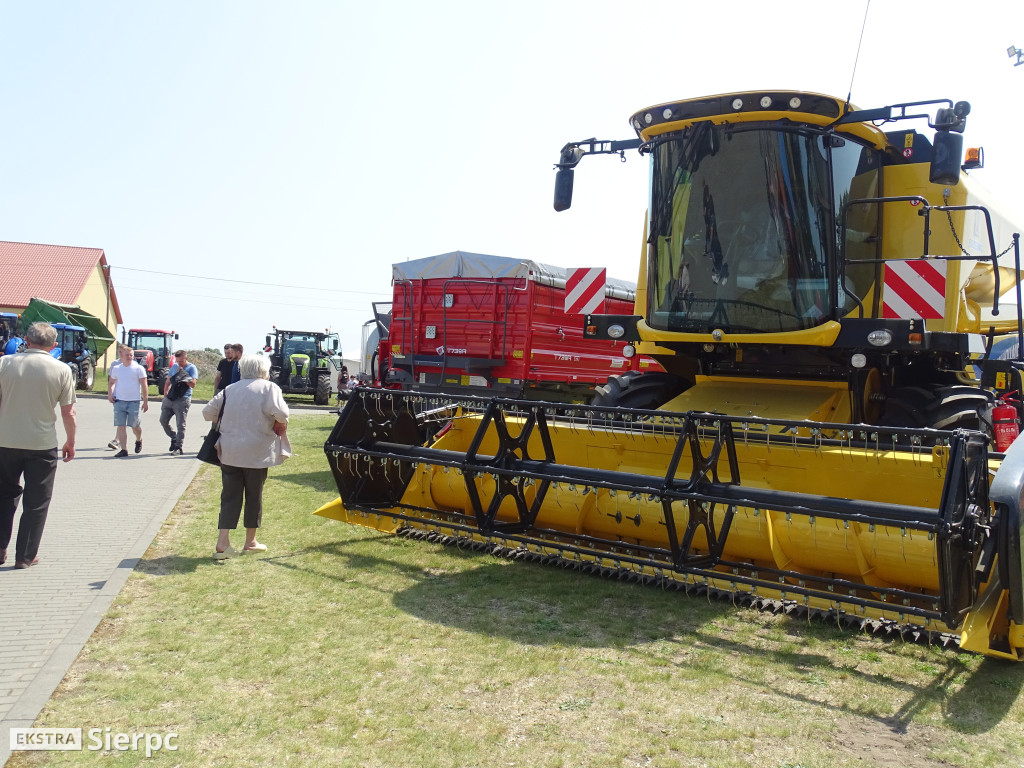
[1,395,206,766]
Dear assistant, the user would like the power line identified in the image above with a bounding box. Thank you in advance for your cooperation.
[111,265,391,295]
[116,283,377,312]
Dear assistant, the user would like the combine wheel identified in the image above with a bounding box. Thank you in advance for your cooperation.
[314,374,331,405]
[928,385,994,431]
[879,385,994,433]
[591,371,687,410]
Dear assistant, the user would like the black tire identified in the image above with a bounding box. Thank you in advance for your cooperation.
[879,384,994,432]
[155,368,169,395]
[77,360,94,391]
[314,374,331,405]
[68,362,80,388]
[591,371,688,410]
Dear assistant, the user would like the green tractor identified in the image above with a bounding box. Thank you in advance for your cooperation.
[263,327,342,405]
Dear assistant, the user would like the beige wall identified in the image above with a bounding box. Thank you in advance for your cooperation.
[75,262,118,371]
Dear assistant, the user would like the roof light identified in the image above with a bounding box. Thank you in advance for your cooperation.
[789,96,802,109]
[963,146,984,170]
[731,98,743,110]
[760,96,773,108]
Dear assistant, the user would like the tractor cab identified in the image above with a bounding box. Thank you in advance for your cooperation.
[0,313,20,356]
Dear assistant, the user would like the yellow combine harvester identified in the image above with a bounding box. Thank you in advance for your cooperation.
[318,91,1024,660]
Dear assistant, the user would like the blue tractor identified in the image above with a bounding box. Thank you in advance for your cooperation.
[1,313,23,356]
[50,323,96,390]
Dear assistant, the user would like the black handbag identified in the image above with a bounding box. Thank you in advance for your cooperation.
[197,392,226,466]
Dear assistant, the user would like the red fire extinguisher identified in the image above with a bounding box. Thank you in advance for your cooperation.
[993,392,1021,452]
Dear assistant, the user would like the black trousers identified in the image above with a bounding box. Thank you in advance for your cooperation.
[218,465,268,530]
[0,446,58,562]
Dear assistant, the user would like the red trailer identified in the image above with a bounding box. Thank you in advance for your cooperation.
[371,251,660,402]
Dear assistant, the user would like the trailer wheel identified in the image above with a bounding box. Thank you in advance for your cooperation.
[591,372,687,410]
[314,374,331,405]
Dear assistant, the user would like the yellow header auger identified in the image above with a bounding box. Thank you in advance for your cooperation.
[318,91,1024,661]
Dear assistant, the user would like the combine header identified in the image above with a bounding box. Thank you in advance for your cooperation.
[319,90,1024,660]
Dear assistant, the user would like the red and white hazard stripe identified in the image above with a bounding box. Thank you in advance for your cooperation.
[882,260,947,320]
[565,267,606,315]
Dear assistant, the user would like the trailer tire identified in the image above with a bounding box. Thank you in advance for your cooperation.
[314,374,331,405]
[591,372,687,410]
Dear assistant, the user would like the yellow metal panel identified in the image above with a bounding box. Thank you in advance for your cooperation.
[635,319,843,347]
[662,377,849,423]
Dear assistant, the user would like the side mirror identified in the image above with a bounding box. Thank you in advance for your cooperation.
[553,168,574,212]
[930,131,964,185]
[265,335,272,349]
[332,338,339,351]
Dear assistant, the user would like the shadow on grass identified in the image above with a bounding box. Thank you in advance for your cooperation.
[273,469,337,492]
[140,532,1024,737]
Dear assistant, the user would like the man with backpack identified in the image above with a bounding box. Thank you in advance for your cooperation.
[160,350,197,455]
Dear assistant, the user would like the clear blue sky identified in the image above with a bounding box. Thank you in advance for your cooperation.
[1,0,1021,361]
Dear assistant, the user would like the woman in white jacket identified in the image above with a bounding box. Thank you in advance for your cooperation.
[202,354,290,559]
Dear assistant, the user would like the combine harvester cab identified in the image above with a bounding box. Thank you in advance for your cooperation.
[320,91,1024,661]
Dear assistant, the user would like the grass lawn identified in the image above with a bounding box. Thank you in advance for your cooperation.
[10,414,1024,767]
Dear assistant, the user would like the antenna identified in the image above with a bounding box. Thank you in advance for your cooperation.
[845,0,872,110]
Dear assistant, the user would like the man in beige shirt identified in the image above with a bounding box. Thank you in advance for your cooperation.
[0,322,77,569]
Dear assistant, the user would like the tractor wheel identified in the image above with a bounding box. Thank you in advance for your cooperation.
[591,371,687,410]
[155,368,169,396]
[78,360,94,391]
[68,362,80,389]
[314,374,331,405]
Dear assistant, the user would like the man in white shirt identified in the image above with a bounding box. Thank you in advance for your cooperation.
[107,345,149,458]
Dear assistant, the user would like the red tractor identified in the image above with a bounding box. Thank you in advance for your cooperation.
[123,328,178,393]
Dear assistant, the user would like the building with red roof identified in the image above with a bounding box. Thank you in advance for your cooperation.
[0,240,122,366]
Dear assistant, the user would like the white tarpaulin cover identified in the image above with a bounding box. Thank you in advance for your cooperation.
[392,251,637,302]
